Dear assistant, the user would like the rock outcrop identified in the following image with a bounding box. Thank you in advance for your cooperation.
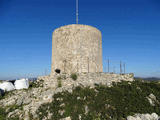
[0,73,134,119]
[127,113,160,120]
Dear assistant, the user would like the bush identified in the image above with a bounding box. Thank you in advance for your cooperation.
[0,107,6,120]
[0,104,22,120]
[36,80,160,120]
[70,73,78,81]
[57,76,62,81]
[57,77,62,87]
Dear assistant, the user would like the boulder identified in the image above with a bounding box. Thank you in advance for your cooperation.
[127,113,160,120]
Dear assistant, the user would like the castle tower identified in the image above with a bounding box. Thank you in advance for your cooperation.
[51,24,103,75]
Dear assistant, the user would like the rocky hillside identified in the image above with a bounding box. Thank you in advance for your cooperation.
[0,73,160,120]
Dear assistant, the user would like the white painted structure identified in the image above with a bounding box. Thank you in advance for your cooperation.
[14,78,29,90]
[0,82,15,91]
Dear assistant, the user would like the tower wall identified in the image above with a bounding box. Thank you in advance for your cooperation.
[51,24,103,75]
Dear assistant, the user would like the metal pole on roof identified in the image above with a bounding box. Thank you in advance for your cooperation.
[76,0,79,24]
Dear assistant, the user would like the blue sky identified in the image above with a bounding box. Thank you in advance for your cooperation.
[0,0,160,80]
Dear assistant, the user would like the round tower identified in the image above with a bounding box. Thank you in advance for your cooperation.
[51,24,103,75]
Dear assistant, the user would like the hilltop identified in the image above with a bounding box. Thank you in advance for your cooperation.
[0,73,160,120]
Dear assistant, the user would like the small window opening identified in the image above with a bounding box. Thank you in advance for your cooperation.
[55,69,61,74]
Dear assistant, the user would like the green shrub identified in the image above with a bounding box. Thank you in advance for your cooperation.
[58,80,62,88]
[0,107,6,120]
[57,76,62,81]
[57,77,62,87]
[0,104,22,120]
[70,73,77,81]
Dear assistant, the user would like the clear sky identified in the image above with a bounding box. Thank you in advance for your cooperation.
[0,0,160,80]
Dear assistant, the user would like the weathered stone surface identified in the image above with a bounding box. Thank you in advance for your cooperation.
[39,73,134,89]
[8,109,21,118]
[127,113,160,120]
[147,93,159,106]
[16,96,24,106]
[51,24,103,75]
[61,116,71,120]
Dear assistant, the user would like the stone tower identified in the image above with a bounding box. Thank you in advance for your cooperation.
[51,24,103,75]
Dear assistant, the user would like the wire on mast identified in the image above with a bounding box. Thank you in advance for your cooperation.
[76,0,79,24]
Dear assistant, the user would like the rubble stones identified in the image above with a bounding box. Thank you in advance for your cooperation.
[127,113,160,120]
[147,93,159,106]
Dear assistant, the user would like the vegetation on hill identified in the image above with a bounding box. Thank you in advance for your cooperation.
[0,91,21,120]
[0,105,20,120]
[0,79,160,120]
[36,80,160,120]
[135,77,160,81]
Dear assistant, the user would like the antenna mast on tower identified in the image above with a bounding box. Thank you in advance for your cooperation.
[76,0,79,24]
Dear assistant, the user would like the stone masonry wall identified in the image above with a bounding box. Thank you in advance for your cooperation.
[39,73,134,89]
[51,24,103,75]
